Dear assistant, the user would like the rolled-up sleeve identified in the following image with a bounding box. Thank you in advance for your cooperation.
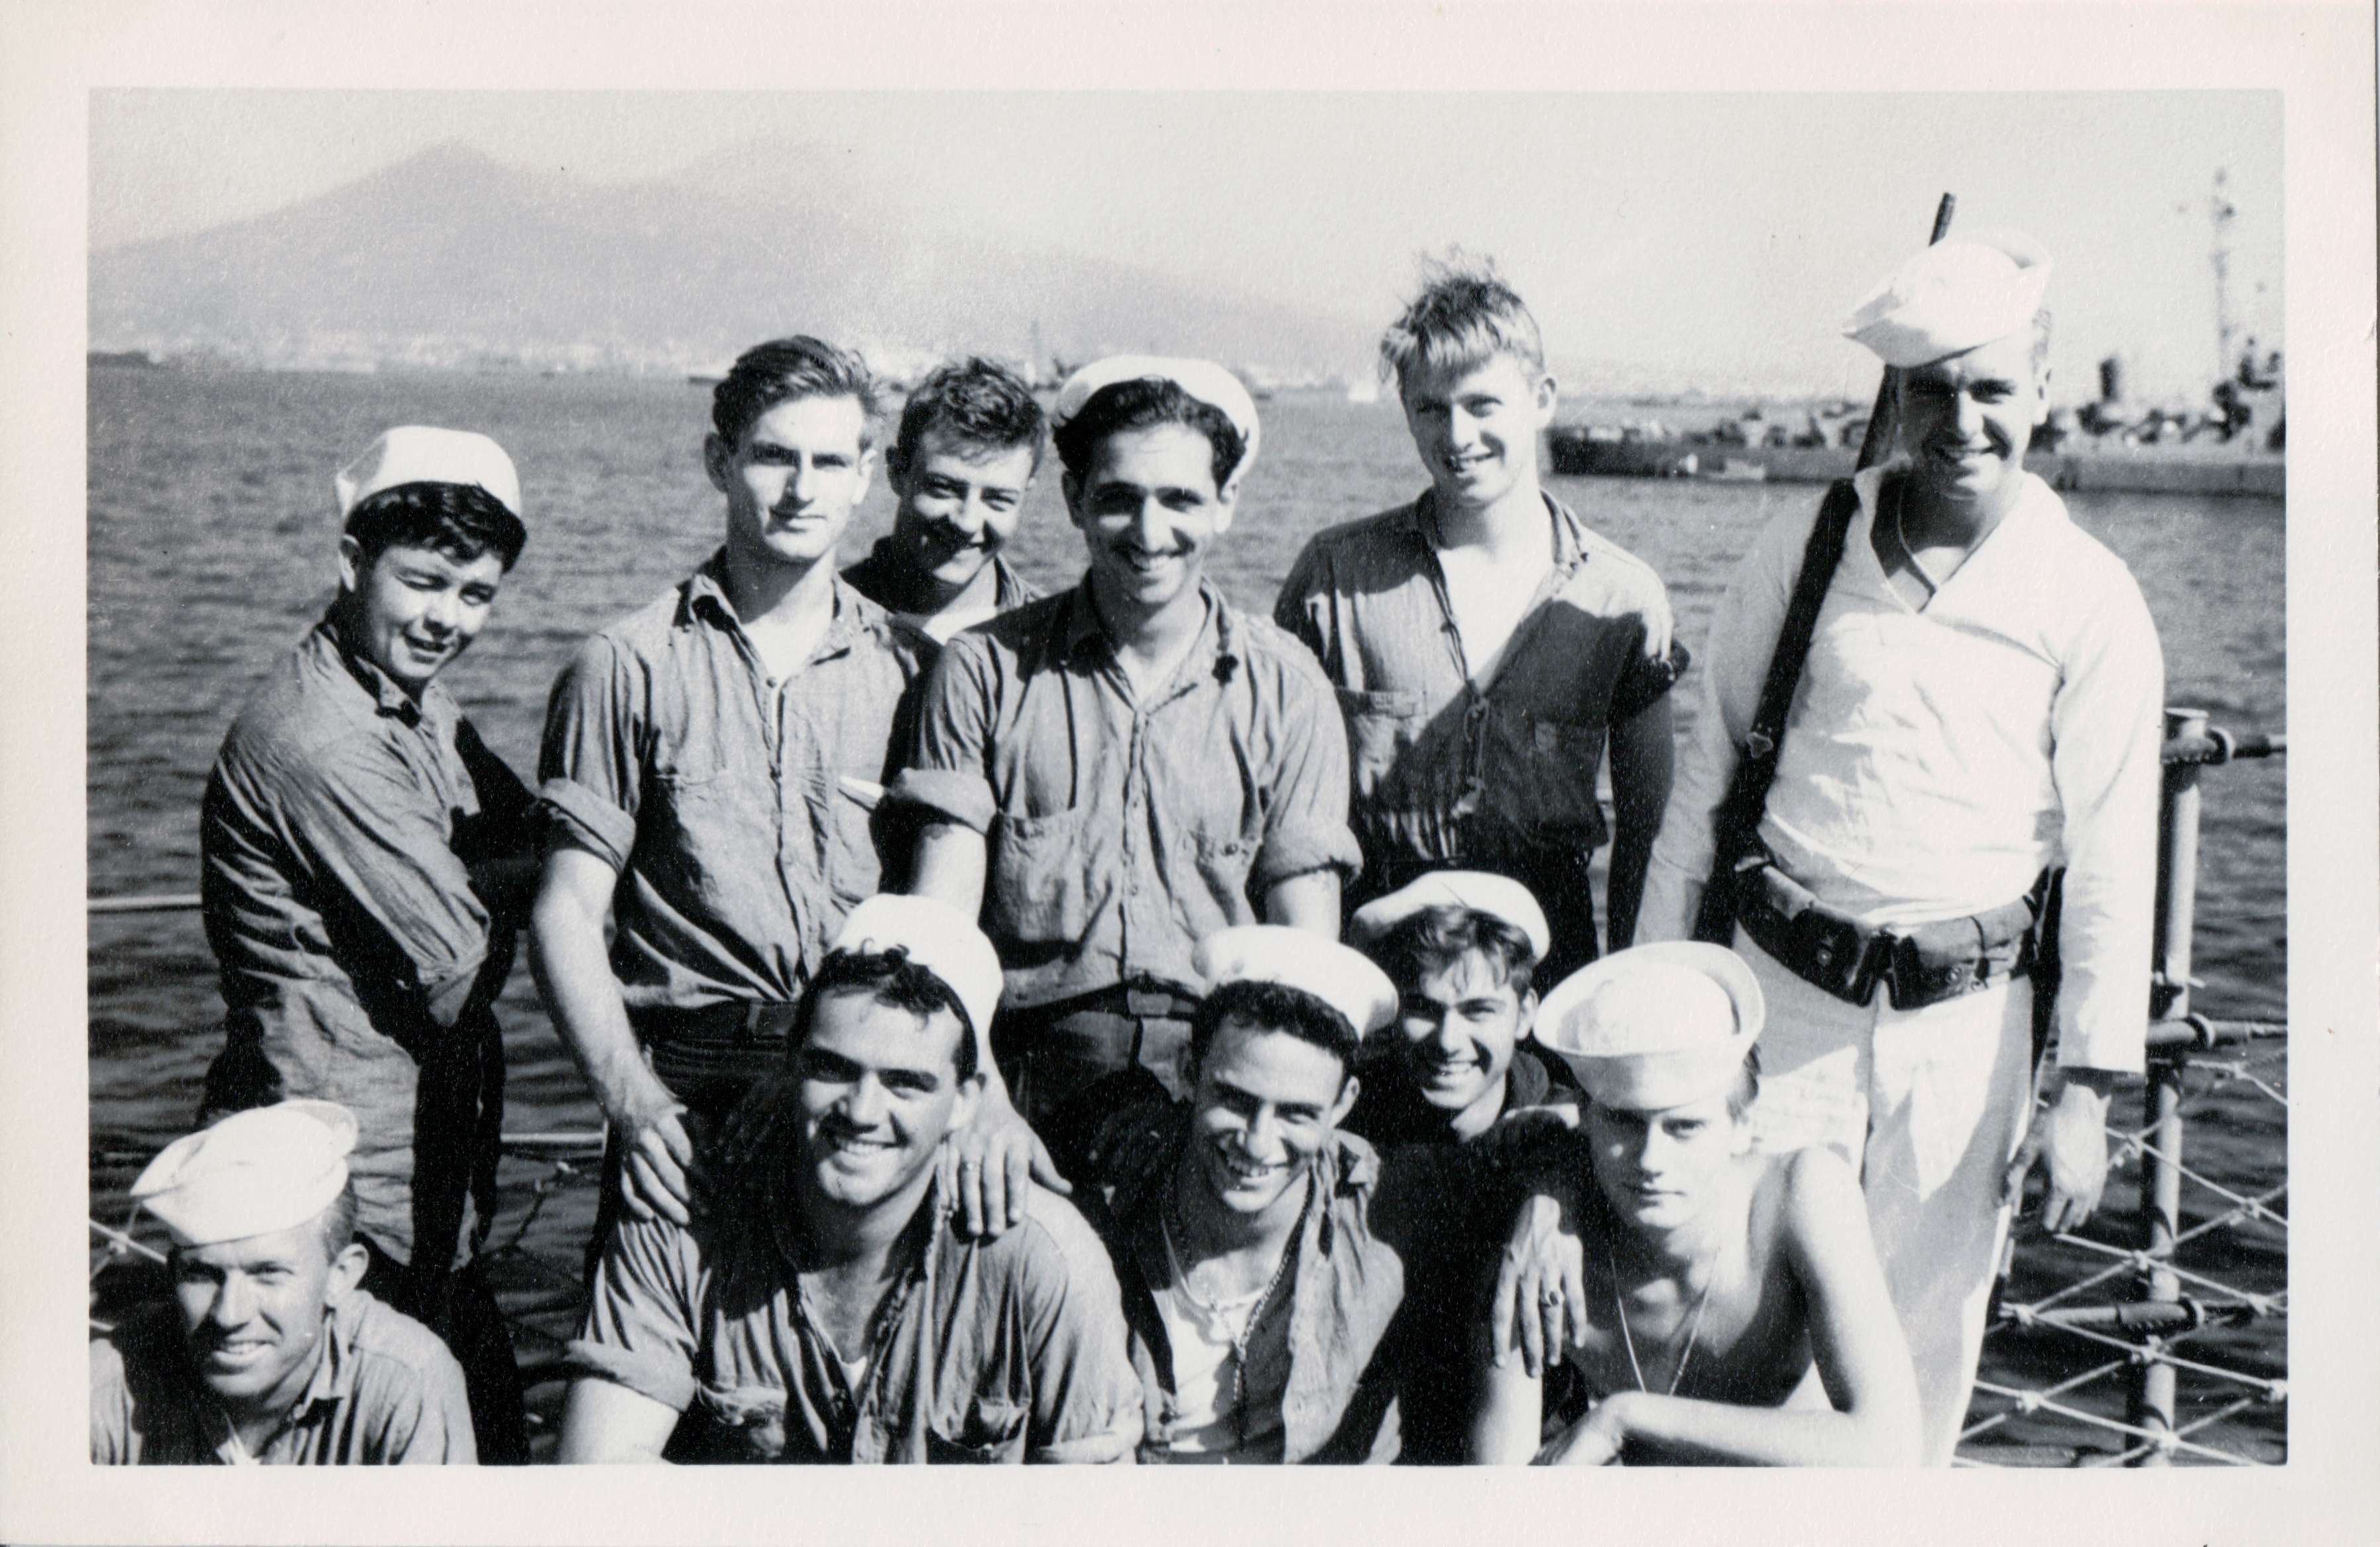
[887,637,1000,833]
[538,635,643,870]
[1251,654,1362,890]
[565,1215,705,1413]
[2047,570,2165,1075]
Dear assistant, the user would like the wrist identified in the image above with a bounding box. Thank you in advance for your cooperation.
[2053,1068,2122,1104]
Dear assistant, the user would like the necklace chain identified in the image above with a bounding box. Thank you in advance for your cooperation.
[1608,1240,1716,1399]
[1163,1175,1314,1454]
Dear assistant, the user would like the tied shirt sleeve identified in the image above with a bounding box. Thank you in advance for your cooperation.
[2047,567,2166,1075]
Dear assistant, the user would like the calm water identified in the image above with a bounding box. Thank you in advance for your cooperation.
[87,368,2286,1458]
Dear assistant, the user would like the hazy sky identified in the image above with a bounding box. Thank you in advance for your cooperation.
[91,89,2281,398]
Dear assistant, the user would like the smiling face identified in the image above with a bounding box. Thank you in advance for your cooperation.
[335,538,506,698]
[1895,327,2049,512]
[1064,422,1235,628]
[1584,1090,1748,1235]
[885,429,1038,602]
[707,393,876,574]
[1398,352,1557,517]
[1181,1018,1357,1220]
[792,987,980,1216]
[1394,950,1535,1136]
[170,1220,365,1421]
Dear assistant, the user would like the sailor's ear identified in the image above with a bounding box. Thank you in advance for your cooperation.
[949,1070,986,1135]
[1175,1039,1201,1092]
[1211,472,1241,536]
[1327,1070,1361,1129]
[702,431,735,494]
[334,534,366,595]
[1533,372,1560,427]
[2032,363,2054,427]
[322,1241,369,1306]
[1515,987,1541,1042]
[1061,470,1087,531]
[853,443,879,500]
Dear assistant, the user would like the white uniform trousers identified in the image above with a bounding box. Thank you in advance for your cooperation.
[1734,928,2037,1465]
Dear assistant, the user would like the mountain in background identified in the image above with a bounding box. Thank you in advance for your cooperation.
[89,142,1378,380]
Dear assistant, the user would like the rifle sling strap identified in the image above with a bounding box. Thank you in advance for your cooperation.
[1691,476,1866,944]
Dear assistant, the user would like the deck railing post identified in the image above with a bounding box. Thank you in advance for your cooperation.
[2131,707,2205,1463]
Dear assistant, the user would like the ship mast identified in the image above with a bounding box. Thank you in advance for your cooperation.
[2209,167,2237,384]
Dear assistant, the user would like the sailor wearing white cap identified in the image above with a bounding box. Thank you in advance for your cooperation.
[560,893,1145,1465]
[891,355,1358,1230]
[1639,229,2163,1461]
[91,1102,477,1464]
[1474,945,1921,1467]
[198,424,536,1458]
[1346,872,1578,1151]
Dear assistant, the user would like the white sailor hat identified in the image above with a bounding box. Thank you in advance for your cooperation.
[829,893,1004,1045]
[335,426,524,520]
[1531,943,1764,1111]
[1193,925,1399,1039]
[1348,871,1551,966]
[1051,355,1262,482]
[129,1100,359,1248]
[1842,231,2054,369]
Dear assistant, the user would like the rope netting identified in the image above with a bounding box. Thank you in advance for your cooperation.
[1958,1021,2287,1467]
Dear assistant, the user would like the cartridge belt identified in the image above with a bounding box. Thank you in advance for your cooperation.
[1733,861,2047,1011]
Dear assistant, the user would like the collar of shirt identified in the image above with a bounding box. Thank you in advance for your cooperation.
[1854,461,2062,606]
[678,549,879,670]
[317,610,447,730]
[760,1153,943,1354]
[195,1296,361,1461]
[1055,575,1244,685]
[1398,487,1593,576]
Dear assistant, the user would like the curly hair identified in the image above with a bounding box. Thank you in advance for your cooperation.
[342,480,526,570]
[791,947,979,1083]
[1052,377,1246,492]
[890,357,1047,478]
[1365,905,1540,998]
[1378,250,1546,390]
[1188,980,1360,1081]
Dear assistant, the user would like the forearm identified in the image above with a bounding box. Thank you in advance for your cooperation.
[908,819,988,917]
[528,880,664,1121]
[1261,867,1342,935]
[1470,1359,1547,1464]
[1598,1389,1913,1467]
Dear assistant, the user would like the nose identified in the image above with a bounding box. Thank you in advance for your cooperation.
[1242,1106,1284,1161]
[1954,390,1989,439]
[209,1273,255,1328]
[788,457,819,504]
[1128,496,1169,551]
[839,1074,888,1129]
[421,587,461,633]
[949,493,989,535]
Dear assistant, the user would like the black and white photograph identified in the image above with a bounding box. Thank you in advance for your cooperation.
[4,4,2373,1544]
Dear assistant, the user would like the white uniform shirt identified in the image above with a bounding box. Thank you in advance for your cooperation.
[1641,465,2165,1074]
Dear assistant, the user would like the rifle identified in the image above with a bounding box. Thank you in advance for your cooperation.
[1690,194,1957,945]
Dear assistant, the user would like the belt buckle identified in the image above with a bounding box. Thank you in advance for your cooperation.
[1794,909,1877,1003]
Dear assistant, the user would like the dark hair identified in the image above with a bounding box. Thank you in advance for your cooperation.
[890,357,1047,478]
[711,336,880,449]
[316,1180,359,1258]
[343,481,526,570]
[1368,905,1539,997]
[1727,1043,1762,1121]
[1052,377,1245,491]
[1379,250,1546,389]
[790,948,979,1083]
[1189,980,1360,1081]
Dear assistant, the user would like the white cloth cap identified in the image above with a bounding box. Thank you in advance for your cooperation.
[1841,233,2054,369]
[335,426,524,520]
[1050,355,1262,481]
[830,893,1005,1043]
[1193,925,1399,1039]
[1532,943,1765,1110]
[1348,871,1551,965]
[130,1100,359,1247]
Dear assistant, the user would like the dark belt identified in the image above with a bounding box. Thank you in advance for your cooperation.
[636,1000,802,1104]
[991,974,1203,1121]
[1732,862,2046,1011]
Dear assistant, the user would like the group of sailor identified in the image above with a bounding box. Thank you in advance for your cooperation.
[95,231,2164,1469]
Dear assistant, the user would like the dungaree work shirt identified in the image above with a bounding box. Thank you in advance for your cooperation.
[201,615,530,1271]
[538,558,933,1095]
[890,581,1361,1010]
[567,1173,1144,1463]
[91,1290,476,1465]
[1076,1093,1540,1464]
[1275,491,1687,968]
[1639,465,2163,1461]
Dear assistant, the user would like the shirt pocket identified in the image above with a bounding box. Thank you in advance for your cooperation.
[1479,704,1609,843]
[1335,687,1423,799]
[925,1394,1030,1463]
[986,807,1095,946]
